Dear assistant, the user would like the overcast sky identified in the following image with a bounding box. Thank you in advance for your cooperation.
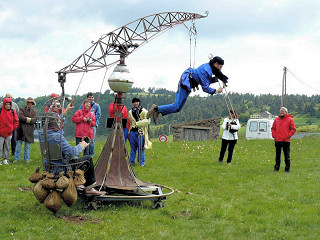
[1,0,319,99]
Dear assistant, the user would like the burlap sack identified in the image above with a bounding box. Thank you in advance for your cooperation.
[41,172,56,189]
[74,169,86,186]
[41,178,56,190]
[61,171,77,207]
[33,180,49,203]
[44,190,62,214]
[56,172,69,189]
[29,166,42,183]
[41,171,48,179]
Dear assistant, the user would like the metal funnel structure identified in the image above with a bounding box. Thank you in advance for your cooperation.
[94,64,152,191]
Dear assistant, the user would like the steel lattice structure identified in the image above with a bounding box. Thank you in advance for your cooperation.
[57,11,208,74]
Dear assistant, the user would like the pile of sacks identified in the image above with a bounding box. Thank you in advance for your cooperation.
[29,167,86,213]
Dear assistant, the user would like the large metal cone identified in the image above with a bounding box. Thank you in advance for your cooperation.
[94,123,149,190]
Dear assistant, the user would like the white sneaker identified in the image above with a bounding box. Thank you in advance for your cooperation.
[3,159,9,165]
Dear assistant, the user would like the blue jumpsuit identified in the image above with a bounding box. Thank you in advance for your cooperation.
[158,63,218,115]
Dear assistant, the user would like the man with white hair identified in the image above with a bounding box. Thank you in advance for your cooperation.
[271,107,296,172]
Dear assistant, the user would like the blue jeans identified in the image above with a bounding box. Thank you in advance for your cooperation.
[129,131,145,165]
[158,85,190,116]
[89,126,97,156]
[14,140,31,162]
[123,128,128,143]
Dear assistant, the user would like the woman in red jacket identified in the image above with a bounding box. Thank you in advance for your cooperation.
[72,99,96,156]
[271,107,296,172]
[0,98,19,165]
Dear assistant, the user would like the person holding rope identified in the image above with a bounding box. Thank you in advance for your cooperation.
[79,92,101,157]
[218,108,241,165]
[147,56,228,123]
[128,98,152,166]
[72,99,96,156]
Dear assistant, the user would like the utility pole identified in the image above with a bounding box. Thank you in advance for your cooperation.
[281,66,287,107]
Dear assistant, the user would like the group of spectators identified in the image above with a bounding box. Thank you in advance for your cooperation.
[0,93,37,165]
[0,92,150,168]
[0,91,296,174]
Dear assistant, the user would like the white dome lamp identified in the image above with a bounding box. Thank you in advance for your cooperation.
[108,56,133,94]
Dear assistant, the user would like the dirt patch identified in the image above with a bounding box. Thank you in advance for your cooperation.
[56,215,102,224]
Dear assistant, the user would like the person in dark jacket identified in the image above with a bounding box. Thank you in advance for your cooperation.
[146,56,227,123]
[271,107,296,172]
[14,97,38,163]
[0,98,19,165]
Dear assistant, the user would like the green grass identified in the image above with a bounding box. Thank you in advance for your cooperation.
[1,135,320,239]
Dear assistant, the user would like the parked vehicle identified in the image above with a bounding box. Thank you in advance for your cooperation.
[246,117,274,140]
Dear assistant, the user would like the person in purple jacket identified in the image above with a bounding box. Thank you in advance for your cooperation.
[147,56,228,123]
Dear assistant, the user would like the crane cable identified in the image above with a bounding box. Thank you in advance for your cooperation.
[218,78,236,120]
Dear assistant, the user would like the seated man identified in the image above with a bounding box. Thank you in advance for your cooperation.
[39,112,105,196]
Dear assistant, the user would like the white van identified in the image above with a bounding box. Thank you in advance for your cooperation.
[245,118,274,140]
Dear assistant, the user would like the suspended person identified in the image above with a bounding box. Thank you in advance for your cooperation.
[39,112,105,196]
[79,92,101,157]
[109,101,130,142]
[271,107,296,173]
[72,99,96,156]
[0,98,19,165]
[0,93,19,156]
[14,97,38,163]
[218,109,241,165]
[147,56,228,123]
[128,98,152,166]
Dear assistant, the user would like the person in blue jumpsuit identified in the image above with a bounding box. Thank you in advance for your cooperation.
[146,56,228,123]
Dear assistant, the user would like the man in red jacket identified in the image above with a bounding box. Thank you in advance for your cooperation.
[271,107,296,172]
[0,98,19,165]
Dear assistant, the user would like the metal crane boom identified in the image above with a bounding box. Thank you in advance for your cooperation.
[57,11,208,74]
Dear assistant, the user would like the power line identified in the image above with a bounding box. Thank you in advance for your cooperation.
[287,68,320,93]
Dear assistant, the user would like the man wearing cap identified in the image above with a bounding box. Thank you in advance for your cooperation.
[14,97,38,163]
[128,97,152,166]
[39,112,105,196]
[147,56,227,123]
[0,98,19,165]
[271,107,296,173]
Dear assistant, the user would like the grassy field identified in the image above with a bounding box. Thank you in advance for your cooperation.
[0,135,319,240]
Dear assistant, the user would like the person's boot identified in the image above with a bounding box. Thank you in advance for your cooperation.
[153,111,159,124]
[147,104,158,119]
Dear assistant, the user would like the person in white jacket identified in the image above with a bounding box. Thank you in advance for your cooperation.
[218,109,241,164]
